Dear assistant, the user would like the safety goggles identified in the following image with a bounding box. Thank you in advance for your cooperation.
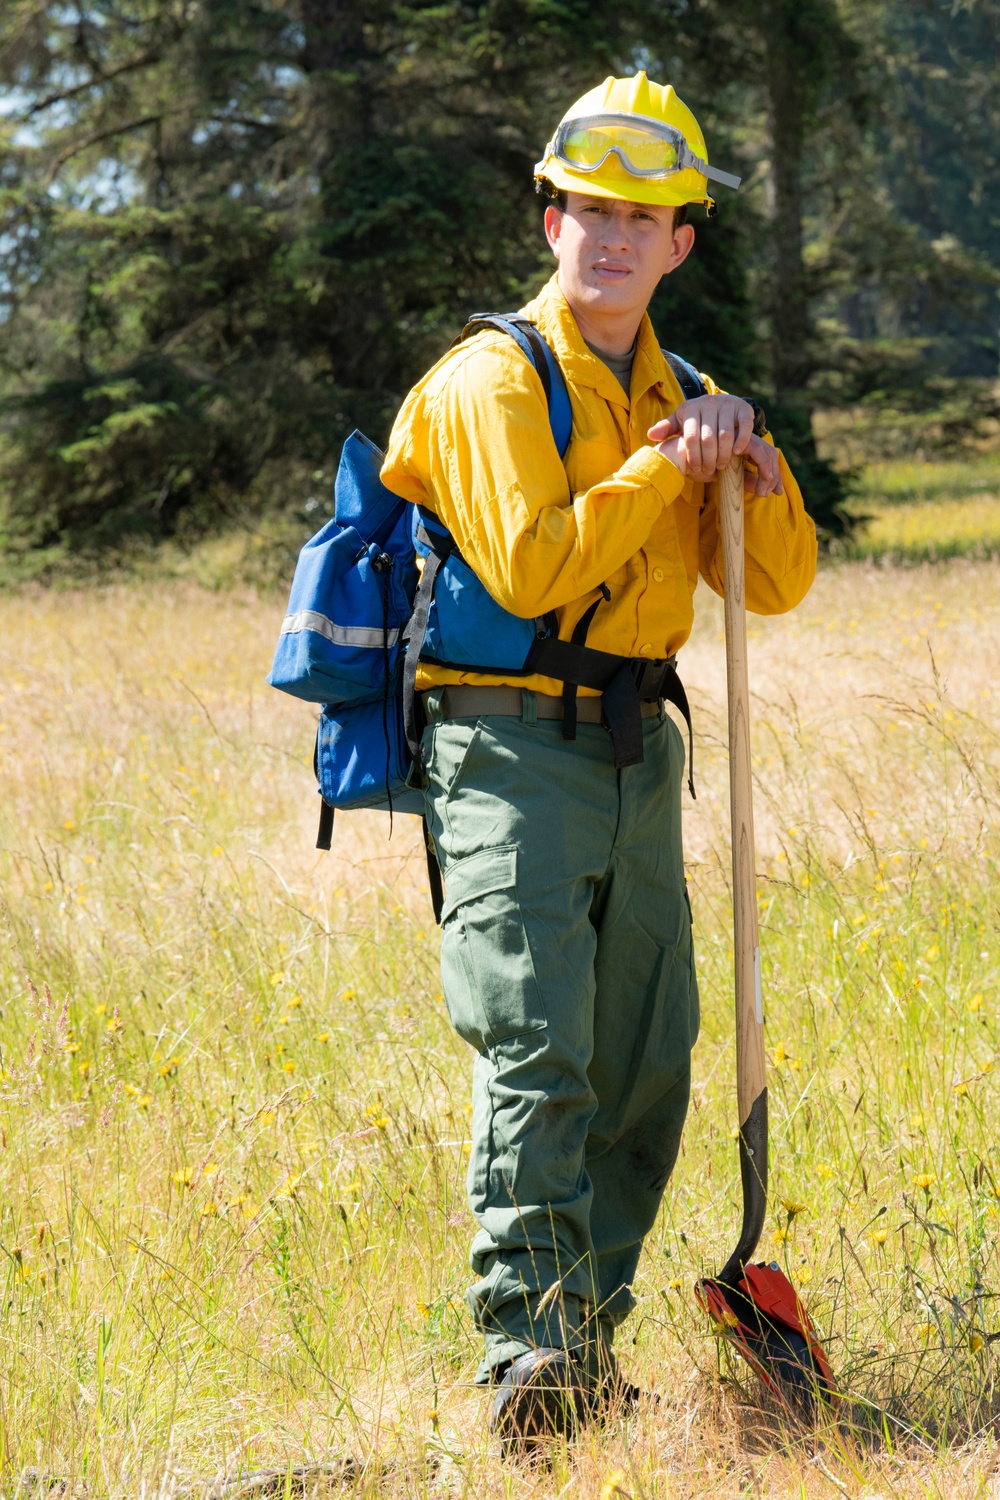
[539,111,741,191]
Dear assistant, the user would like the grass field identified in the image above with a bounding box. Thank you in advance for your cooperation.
[842,453,1000,563]
[2,550,1000,1498]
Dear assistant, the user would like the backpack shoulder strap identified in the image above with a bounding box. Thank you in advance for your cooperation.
[457,313,573,459]
[662,349,706,402]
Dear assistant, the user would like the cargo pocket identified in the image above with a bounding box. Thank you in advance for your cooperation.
[439,845,546,1053]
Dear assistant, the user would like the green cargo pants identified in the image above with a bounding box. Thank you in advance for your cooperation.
[422,691,699,1385]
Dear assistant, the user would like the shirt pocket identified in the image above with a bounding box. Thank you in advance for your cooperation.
[439,845,546,1052]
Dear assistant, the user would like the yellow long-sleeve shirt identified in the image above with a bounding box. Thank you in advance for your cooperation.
[381,275,817,696]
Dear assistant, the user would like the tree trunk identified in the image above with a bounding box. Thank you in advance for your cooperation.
[761,0,813,404]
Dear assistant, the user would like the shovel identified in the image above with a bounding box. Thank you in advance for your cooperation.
[695,455,837,1421]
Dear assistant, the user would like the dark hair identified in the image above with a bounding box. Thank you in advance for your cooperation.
[537,179,689,229]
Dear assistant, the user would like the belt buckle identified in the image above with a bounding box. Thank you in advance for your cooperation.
[630,657,669,700]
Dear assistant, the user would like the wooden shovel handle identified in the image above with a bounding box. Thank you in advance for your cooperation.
[720,456,766,1119]
[718,456,768,1281]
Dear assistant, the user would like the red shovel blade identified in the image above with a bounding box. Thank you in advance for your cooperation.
[696,1262,837,1420]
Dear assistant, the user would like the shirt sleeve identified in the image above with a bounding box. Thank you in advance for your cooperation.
[690,380,818,613]
[382,334,687,618]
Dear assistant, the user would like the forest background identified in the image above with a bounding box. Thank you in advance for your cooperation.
[0,0,998,576]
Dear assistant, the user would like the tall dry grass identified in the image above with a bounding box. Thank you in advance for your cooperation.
[1,559,999,1498]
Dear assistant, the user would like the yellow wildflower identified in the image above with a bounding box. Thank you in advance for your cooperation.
[159,1061,177,1078]
[275,1174,300,1198]
[971,1333,985,1354]
[416,1299,431,1319]
[259,1110,276,1125]
[317,1031,330,1043]
[106,1014,123,1033]
[772,1227,788,1244]
[871,1229,888,1245]
[63,1041,81,1054]
[201,1201,218,1217]
[669,1277,683,1290]
[270,971,285,986]
[137,1094,152,1108]
[288,995,302,1008]
[782,1200,807,1217]
[281,1059,296,1073]
[172,1168,193,1187]
[798,1266,813,1283]
[970,994,984,1011]
[203,1162,219,1176]
[94,1003,107,1016]
[599,1470,631,1500]
[914,1173,935,1190]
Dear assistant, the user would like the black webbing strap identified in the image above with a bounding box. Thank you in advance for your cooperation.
[662,665,696,799]
[316,797,334,851]
[562,593,606,741]
[524,634,627,692]
[403,524,455,774]
[423,816,444,924]
[600,663,645,769]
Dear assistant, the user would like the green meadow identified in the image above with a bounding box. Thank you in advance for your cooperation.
[1,483,1000,1496]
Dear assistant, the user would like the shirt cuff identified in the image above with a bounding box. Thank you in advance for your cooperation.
[616,445,687,506]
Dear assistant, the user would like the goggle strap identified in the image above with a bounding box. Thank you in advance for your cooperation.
[702,162,741,190]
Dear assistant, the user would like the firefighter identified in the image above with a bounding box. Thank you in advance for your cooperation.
[381,71,817,1453]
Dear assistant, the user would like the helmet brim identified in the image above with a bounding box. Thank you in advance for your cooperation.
[536,156,714,210]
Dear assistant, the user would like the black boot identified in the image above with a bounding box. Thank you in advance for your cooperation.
[590,1371,657,1422]
[489,1348,590,1457]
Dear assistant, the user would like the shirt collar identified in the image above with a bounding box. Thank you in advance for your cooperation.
[521,274,672,407]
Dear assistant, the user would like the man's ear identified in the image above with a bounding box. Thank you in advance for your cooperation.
[665,221,696,275]
[544,203,563,257]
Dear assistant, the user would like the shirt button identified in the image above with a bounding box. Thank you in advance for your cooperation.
[652,567,664,582]
[639,643,653,656]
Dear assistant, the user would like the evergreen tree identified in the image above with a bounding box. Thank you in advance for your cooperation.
[2,0,994,567]
[0,1,773,563]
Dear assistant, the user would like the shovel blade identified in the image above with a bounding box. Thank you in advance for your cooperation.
[696,1262,837,1421]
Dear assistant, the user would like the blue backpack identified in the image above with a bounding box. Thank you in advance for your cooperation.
[268,315,703,889]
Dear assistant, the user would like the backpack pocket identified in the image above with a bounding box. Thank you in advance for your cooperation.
[315,695,425,814]
[420,550,538,673]
[270,503,417,707]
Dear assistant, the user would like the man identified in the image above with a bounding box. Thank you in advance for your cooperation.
[381,71,817,1450]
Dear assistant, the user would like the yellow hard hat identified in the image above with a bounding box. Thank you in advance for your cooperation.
[534,72,740,209]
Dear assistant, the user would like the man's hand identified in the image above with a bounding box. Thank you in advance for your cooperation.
[647,395,784,497]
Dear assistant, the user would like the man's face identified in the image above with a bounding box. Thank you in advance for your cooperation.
[544,192,695,326]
